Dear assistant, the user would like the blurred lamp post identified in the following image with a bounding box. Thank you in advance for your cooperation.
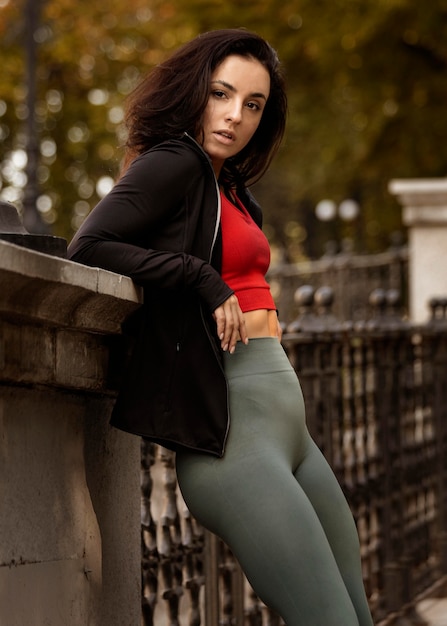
[338,199,360,222]
[23,0,46,233]
[315,198,360,256]
[315,199,337,223]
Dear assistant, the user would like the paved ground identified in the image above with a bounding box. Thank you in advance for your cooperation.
[417,598,447,626]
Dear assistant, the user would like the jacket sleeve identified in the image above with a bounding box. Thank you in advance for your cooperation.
[67,144,233,311]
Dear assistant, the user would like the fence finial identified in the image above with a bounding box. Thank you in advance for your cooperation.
[287,285,339,332]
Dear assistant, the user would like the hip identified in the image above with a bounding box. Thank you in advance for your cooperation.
[243,308,280,339]
[223,336,292,379]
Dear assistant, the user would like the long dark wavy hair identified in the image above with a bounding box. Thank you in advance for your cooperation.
[122,28,287,186]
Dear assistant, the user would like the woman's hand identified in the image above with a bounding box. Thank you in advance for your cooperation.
[213,295,248,354]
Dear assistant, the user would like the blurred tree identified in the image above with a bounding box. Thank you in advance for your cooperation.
[0,0,446,256]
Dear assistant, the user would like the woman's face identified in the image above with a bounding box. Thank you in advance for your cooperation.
[201,54,270,177]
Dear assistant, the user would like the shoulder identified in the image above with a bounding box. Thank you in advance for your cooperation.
[110,137,215,214]
[126,138,210,186]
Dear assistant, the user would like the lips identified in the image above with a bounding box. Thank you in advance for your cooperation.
[214,130,235,143]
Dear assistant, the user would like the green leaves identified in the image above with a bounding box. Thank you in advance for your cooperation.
[0,0,446,256]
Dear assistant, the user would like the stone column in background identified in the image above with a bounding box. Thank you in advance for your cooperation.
[389,178,447,322]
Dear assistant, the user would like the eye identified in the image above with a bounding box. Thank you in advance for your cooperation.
[212,89,227,99]
[246,101,262,111]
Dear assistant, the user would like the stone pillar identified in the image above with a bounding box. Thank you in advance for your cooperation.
[389,178,447,322]
[0,238,143,626]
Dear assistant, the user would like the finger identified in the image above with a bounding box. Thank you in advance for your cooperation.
[238,313,249,346]
[213,306,226,342]
[213,300,235,350]
[221,308,235,351]
[220,296,238,351]
[227,299,246,353]
[228,313,247,353]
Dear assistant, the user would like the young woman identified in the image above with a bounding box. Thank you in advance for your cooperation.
[68,28,374,626]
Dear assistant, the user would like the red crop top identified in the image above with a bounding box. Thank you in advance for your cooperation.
[220,190,276,313]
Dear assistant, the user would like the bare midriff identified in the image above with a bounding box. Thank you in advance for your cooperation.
[243,309,279,339]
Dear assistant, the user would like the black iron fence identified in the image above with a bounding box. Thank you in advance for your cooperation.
[268,246,408,323]
[140,289,447,626]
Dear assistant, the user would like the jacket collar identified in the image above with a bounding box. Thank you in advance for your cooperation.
[182,132,217,174]
[181,132,262,228]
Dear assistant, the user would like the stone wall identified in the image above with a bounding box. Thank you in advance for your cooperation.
[0,239,143,626]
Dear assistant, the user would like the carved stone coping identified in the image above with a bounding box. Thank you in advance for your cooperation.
[389,178,447,226]
[0,239,143,334]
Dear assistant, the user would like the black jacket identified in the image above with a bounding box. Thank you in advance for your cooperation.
[68,133,263,457]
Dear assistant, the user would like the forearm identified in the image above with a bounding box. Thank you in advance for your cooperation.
[68,237,233,312]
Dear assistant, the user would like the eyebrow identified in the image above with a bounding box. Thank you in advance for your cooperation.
[211,79,268,100]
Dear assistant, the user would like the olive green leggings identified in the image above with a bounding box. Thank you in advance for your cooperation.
[176,338,374,626]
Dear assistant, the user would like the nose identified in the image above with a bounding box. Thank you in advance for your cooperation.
[225,100,242,124]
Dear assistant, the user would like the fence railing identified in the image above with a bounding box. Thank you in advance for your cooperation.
[140,289,447,626]
[268,246,408,323]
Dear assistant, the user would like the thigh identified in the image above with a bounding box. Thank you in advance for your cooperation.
[175,364,306,529]
[294,439,361,558]
[294,439,374,626]
[176,447,360,626]
[176,339,366,625]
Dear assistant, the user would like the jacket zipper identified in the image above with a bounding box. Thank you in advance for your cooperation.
[182,133,222,262]
[203,158,231,454]
[182,133,231,454]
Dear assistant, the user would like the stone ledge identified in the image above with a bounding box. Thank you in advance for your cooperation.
[0,320,128,391]
[389,178,447,219]
[0,239,143,334]
[402,206,447,226]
